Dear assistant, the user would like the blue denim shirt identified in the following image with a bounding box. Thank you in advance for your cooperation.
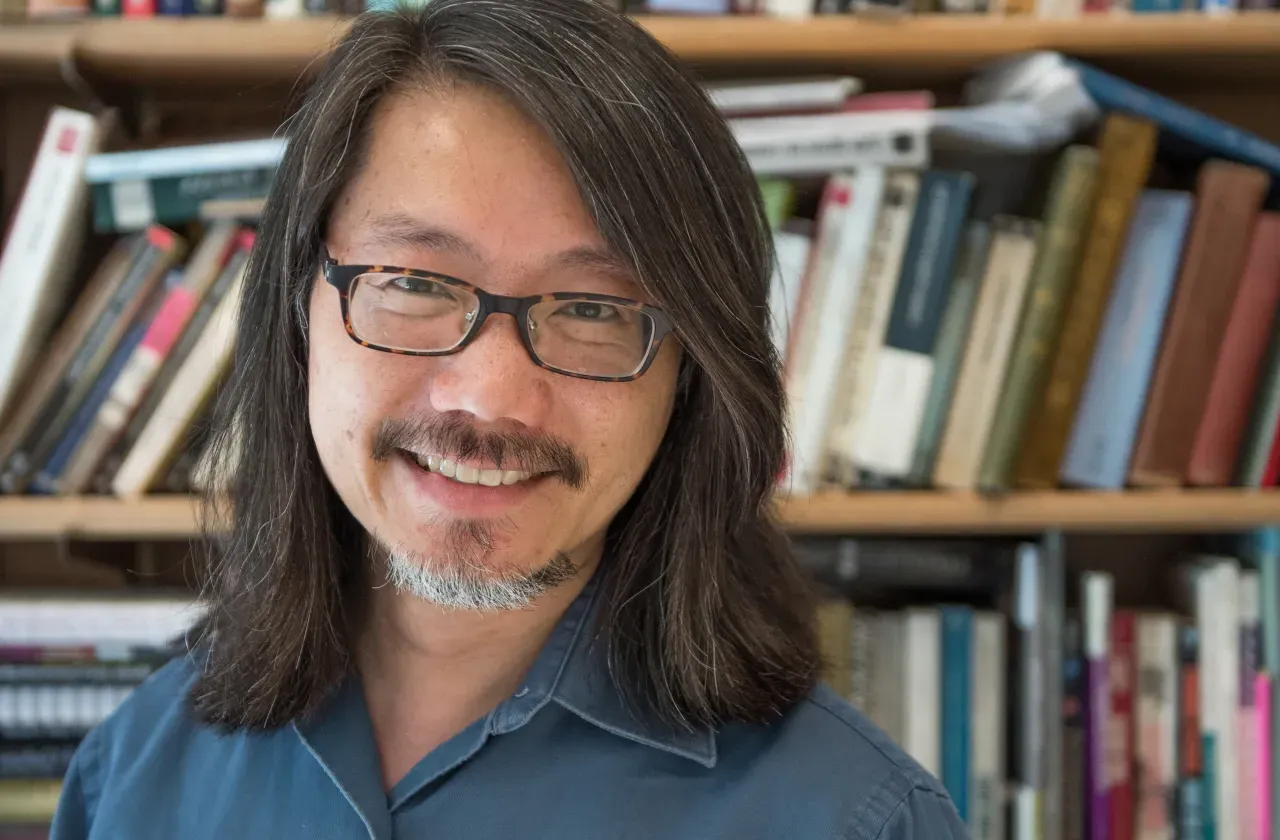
[50,573,967,840]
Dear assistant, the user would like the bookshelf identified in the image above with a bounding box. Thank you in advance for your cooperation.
[2,14,1280,85]
[0,490,1277,539]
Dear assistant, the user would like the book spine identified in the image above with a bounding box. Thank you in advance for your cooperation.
[27,322,148,495]
[1067,61,1280,177]
[96,168,275,233]
[853,169,976,478]
[0,108,98,422]
[903,608,942,777]
[1135,615,1177,840]
[1084,572,1114,840]
[1239,572,1261,840]
[1110,612,1137,840]
[972,612,1006,840]
[941,605,973,821]
[0,227,179,493]
[1129,163,1269,487]
[1015,114,1158,489]
[1177,625,1204,840]
[978,146,1100,494]
[1187,214,1280,486]
[784,169,886,494]
[907,220,991,486]
[1059,190,1193,490]
[1237,329,1280,487]
[729,113,930,176]
[932,217,1040,490]
[1256,674,1271,840]
[825,171,920,485]
[1011,543,1043,840]
[1064,616,1086,840]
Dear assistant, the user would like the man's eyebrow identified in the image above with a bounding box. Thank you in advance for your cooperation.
[551,245,637,284]
[362,213,485,263]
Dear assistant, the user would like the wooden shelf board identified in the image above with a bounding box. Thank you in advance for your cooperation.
[0,23,77,81]
[779,489,1280,534]
[2,14,1280,85]
[0,491,1277,540]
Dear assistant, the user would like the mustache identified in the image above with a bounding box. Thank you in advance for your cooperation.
[371,413,589,491]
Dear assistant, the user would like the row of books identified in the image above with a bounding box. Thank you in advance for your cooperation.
[0,593,198,833]
[769,63,1280,495]
[804,528,1280,840]
[13,0,1278,21]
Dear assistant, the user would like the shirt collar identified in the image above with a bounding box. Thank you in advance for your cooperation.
[526,567,718,769]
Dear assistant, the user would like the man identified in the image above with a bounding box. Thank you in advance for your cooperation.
[51,1,967,838]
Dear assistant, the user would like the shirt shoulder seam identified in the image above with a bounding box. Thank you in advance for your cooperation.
[799,693,933,783]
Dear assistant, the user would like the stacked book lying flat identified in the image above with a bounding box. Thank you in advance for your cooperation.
[0,593,202,835]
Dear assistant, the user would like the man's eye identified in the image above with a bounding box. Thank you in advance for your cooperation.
[392,276,454,298]
[560,301,620,321]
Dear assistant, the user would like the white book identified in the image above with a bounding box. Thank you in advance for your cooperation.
[1198,560,1241,840]
[706,76,862,117]
[763,0,813,16]
[871,611,904,746]
[730,112,930,177]
[768,228,813,364]
[1135,613,1178,840]
[972,612,1007,840]
[781,167,886,495]
[902,607,941,777]
[112,266,246,498]
[824,170,920,486]
[84,137,287,183]
[932,217,1040,489]
[0,107,100,421]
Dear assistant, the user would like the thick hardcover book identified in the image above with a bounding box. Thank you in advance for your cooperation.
[0,107,100,421]
[977,147,1099,494]
[1129,162,1270,487]
[853,169,975,479]
[1187,213,1280,486]
[1060,191,1192,490]
[1015,114,1158,489]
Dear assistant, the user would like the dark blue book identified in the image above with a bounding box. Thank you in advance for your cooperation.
[940,604,973,822]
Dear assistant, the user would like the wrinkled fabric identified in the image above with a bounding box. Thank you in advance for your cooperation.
[50,574,968,840]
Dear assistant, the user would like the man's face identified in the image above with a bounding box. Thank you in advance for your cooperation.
[308,84,680,609]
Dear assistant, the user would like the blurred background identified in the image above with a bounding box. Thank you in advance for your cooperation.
[1,1,1280,838]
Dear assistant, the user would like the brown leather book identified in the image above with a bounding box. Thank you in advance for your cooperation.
[1186,213,1280,486]
[1015,113,1157,489]
[1128,161,1270,487]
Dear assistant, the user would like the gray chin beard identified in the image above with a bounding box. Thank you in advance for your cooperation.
[383,544,579,612]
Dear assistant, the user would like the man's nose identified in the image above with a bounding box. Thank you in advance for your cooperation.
[426,314,553,430]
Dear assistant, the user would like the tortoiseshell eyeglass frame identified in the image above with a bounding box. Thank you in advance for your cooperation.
[321,253,677,383]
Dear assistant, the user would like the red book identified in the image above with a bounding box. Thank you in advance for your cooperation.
[122,0,155,15]
[1188,214,1280,486]
[1262,419,1280,487]
[1109,612,1137,840]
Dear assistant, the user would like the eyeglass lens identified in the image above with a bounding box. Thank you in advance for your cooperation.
[347,272,657,378]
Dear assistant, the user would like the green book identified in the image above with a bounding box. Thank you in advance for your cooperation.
[976,146,1100,495]
[907,219,992,486]
[758,178,796,230]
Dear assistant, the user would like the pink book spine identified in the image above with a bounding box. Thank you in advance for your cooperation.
[1257,674,1271,840]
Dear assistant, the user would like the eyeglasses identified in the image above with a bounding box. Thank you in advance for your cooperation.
[322,254,676,382]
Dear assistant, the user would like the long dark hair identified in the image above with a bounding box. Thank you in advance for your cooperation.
[191,0,820,732]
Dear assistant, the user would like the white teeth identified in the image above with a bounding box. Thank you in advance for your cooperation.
[412,452,536,486]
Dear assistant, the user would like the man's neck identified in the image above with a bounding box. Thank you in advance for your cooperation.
[356,546,603,790]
